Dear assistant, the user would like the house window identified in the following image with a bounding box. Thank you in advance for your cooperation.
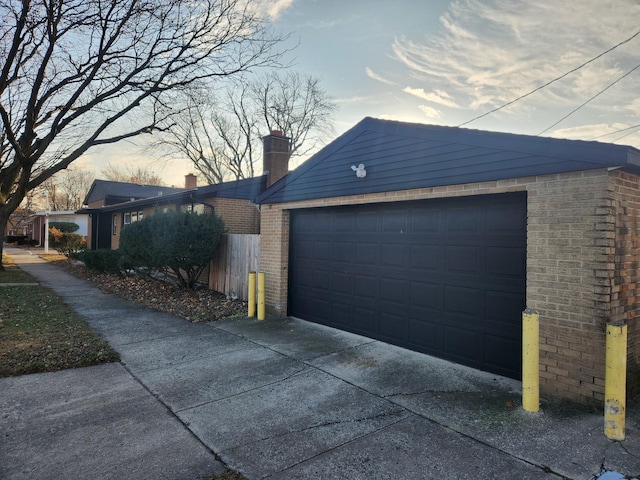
[131,212,138,223]
[123,213,131,225]
[112,214,118,235]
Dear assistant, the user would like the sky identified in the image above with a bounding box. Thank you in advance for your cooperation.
[82,0,640,186]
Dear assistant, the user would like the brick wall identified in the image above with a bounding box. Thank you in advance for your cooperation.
[206,197,260,234]
[609,171,640,397]
[260,168,640,405]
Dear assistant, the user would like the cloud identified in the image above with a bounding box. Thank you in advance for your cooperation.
[390,0,640,122]
[403,87,460,108]
[418,105,441,120]
[365,67,397,85]
[254,0,294,21]
[549,123,636,142]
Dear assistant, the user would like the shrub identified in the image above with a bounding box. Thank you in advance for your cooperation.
[48,227,86,257]
[73,249,122,274]
[119,210,225,288]
[49,222,79,233]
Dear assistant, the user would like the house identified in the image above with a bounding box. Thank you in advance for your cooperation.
[256,117,640,406]
[79,131,291,251]
[4,209,89,246]
[31,211,89,246]
[4,209,34,243]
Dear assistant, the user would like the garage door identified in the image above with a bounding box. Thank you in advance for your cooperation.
[288,192,526,379]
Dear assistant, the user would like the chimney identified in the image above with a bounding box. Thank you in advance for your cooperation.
[263,130,291,188]
[185,173,197,189]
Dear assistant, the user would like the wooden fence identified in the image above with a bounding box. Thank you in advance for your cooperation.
[209,234,260,301]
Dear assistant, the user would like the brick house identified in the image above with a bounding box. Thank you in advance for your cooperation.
[256,117,640,405]
[79,131,290,251]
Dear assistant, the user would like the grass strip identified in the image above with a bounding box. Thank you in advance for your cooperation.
[0,257,119,377]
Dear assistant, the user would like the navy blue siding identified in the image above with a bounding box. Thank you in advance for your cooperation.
[257,118,640,204]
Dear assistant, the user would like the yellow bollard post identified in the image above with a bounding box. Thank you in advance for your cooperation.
[604,322,627,441]
[522,308,540,412]
[248,271,256,317]
[257,272,266,320]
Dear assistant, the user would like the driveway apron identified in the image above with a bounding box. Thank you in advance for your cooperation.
[1,248,639,480]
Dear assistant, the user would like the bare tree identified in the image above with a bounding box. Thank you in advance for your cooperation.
[0,0,284,269]
[101,163,164,186]
[156,71,336,183]
[42,167,94,211]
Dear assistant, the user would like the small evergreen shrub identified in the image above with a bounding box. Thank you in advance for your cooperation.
[73,249,122,274]
[49,222,79,233]
[119,210,225,288]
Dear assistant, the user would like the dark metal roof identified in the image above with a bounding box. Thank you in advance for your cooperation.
[83,180,183,206]
[256,117,640,204]
[197,175,266,200]
[78,176,266,214]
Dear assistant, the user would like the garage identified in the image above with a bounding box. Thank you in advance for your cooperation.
[289,192,527,379]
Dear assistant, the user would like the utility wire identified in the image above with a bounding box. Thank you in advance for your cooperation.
[610,127,640,143]
[457,30,640,128]
[590,122,640,140]
[537,62,640,135]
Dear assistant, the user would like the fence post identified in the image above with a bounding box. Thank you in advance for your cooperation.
[522,308,540,412]
[248,271,256,317]
[257,272,266,320]
[605,322,627,440]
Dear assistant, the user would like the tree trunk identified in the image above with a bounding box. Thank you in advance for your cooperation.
[0,212,8,271]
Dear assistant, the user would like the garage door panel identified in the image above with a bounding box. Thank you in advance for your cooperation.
[356,212,378,231]
[409,281,441,310]
[486,291,526,322]
[313,269,331,292]
[289,192,526,379]
[447,207,480,232]
[314,241,332,261]
[353,307,378,333]
[380,243,405,267]
[332,271,353,295]
[379,312,407,343]
[409,244,442,270]
[335,213,355,232]
[295,240,314,259]
[354,274,378,299]
[446,245,480,273]
[355,243,378,265]
[445,285,482,317]
[484,335,522,376]
[381,211,406,232]
[410,208,441,233]
[380,278,406,303]
[442,325,482,364]
[408,319,441,351]
[486,246,525,277]
[333,241,355,262]
[486,204,526,231]
[331,303,353,329]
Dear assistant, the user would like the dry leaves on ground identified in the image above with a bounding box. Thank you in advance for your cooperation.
[56,259,247,323]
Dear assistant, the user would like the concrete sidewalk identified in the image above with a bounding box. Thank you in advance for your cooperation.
[1,247,639,480]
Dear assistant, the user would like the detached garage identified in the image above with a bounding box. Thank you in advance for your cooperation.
[257,117,640,406]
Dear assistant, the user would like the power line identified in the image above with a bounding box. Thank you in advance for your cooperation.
[590,123,640,140]
[610,127,640,143]
[457,30,640,128]
[537,62,640,135]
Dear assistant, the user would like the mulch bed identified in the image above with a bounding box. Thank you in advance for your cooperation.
[54,259,248,323]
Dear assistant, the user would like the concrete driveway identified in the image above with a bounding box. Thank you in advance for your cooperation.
[1,248,639,479]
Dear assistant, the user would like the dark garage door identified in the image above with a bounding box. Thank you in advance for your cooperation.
[288,192,526,379]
